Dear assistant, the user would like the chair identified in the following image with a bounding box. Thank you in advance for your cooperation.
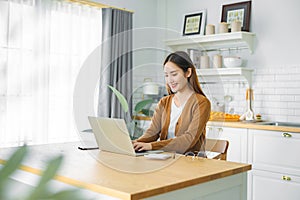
[205,138,229,160]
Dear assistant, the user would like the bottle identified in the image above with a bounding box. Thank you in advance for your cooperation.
[245,88,255,121]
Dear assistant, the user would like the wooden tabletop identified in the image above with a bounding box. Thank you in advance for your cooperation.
[0,142,251,200]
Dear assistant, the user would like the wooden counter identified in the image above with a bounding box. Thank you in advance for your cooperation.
[207,121,300,133]
[0,142,251,200]
[134,116,300,133]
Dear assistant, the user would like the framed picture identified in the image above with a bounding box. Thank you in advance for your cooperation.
[221,1,251,32]
[183,10,206,36]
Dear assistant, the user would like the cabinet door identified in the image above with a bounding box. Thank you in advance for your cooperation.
[248,129,300,175]
[250,169,300,200]
[206,126,248,163]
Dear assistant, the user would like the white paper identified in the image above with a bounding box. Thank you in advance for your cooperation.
[144,154,172,160]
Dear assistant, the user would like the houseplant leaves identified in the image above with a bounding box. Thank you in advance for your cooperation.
[107,85,129,113]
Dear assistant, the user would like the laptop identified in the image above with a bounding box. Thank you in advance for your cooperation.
[88,116,163,156]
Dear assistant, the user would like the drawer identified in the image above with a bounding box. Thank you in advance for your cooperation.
[248,129,300,175]
[249,169,300,200]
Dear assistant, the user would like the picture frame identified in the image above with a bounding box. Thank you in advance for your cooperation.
[221,1,251,32]
[183,10,206,36]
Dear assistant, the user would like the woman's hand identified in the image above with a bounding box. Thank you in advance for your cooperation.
[133,141,152,151]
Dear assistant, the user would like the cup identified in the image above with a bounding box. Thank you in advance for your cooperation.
[205,24,215,35]
[231,21,242,32]
[213,54,222,68]
[219,22,228,33]
[200,55,210,69]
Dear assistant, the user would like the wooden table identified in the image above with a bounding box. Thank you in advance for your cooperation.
[0,142,251,200]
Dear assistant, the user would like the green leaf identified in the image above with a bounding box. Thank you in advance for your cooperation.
[26,155,63,200]
[0,145,28,199]
[0,145,28,183]
[141,109,154,117]
[134,99,153,113]
[107,85,129,113]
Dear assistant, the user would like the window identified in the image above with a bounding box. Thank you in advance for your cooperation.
[0,0,102,147]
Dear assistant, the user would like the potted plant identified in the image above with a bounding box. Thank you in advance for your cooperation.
[108,85,153,139]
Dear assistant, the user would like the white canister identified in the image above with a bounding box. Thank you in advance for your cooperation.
[219,22,228,33]
[143,82,159,95]
[200,55,210,69]
[205,24,215,35]
[231,21,242,32]
[213,54,222,68]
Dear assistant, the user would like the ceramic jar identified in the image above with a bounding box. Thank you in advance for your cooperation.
[219,22,228,33]
[200,55,210,68]
[231,21,242,32]
[205,24,215,35]
[213,54,222,68]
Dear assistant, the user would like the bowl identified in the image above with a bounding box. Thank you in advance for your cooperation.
[223,56,242,68]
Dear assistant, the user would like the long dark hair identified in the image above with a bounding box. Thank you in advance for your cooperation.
[163,51,206,96]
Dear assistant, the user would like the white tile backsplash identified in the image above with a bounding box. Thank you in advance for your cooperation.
[252,65,300,122]
[295,96,300,101]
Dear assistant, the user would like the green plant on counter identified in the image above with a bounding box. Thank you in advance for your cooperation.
[108,85,154,139]
[0,145,87,200]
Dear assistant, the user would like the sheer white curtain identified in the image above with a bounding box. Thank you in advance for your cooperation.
[0,0,102,147]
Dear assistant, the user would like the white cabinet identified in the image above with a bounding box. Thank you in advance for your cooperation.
[206,126,248,163]
[248,129,300,200]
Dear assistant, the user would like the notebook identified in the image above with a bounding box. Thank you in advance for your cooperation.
[88,116,163,156]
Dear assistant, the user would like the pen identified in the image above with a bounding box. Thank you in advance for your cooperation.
[78,147,99,150]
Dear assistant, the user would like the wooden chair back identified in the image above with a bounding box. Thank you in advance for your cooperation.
[205,138,229,160]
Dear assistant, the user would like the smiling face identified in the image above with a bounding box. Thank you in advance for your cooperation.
[164,61,191,93]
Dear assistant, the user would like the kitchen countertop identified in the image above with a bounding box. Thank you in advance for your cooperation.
[134,116,300,133]
[207,121,300,133]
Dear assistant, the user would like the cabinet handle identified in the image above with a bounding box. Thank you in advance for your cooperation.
[282,176,291,181]
[282,132,292,138]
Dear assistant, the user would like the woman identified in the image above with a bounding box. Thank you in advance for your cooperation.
[133,51,211,154]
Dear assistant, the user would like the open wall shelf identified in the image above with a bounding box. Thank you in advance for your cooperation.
[196,68,254,87]
[165,32,256,54]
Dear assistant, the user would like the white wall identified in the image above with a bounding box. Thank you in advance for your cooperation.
[95,0,300,122]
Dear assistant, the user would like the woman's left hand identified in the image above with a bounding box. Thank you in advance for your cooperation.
[133,142,152,151]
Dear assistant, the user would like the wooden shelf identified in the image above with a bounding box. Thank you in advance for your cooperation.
[165,32,256,54]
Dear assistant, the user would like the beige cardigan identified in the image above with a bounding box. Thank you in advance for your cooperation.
[137,93,211,154]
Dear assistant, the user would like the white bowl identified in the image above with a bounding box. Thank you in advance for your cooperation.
[223,56,242,68]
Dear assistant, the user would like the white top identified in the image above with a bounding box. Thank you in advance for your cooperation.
[167,98,186,139]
